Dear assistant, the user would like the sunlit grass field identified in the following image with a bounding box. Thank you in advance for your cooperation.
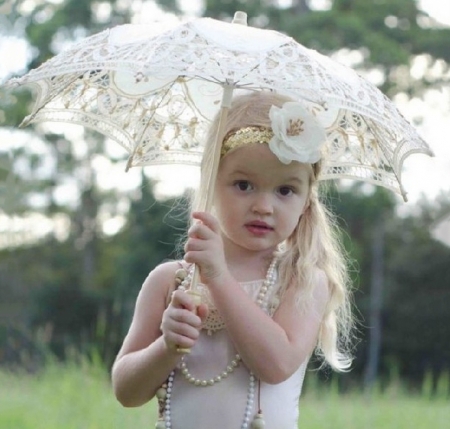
[0,358,448,429]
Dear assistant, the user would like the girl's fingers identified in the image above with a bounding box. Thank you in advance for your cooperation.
[162,295,205,349]
[191,211,221,234]
[170,290,197,313]
[164,327,198,350]
[166,320,201,341]
[168,334,196,350]
[187,220,215,240]
[197,303,209,322]
[184,237,204,252]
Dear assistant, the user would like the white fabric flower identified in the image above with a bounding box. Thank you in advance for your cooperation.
[268,101,327,164]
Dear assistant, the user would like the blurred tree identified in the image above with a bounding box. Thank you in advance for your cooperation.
[325,184,396,380]
[93,177,188,364]
[383,196,450,386]
[0,0,178,363]
[0,0,136,290]
[0,178,186,364]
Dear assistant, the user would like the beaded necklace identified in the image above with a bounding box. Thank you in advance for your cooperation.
[155,257,279,429]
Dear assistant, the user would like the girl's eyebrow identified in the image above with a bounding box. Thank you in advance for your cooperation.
[230,170,305,185]
[230,169,251,176]
[284,176,304,184]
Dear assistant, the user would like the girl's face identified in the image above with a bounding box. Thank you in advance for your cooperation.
[214,143,311,259]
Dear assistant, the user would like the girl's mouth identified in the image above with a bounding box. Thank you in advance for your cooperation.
[245,221,274,235]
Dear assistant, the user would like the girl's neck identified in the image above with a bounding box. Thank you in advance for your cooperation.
[223,243,276,282]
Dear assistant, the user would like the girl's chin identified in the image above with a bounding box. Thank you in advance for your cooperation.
[224,238,278,256]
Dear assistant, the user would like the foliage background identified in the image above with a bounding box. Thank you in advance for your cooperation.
[0,0,450,397]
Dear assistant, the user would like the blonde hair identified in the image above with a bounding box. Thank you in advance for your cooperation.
[192,91,354,372]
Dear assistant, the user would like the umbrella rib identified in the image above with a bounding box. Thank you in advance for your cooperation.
[363,118,407,200]
[126,78,181,168]
[22,74,82,125]
[235,61,266,88]
[198,38,260,88]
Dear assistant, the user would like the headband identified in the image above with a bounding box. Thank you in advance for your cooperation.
[221,126,273,157]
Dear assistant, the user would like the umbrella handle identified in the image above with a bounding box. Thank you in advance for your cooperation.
[188,84,233,293]
[175,85,234,354]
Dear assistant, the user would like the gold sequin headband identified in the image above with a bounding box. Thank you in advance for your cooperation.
[221,126,274,158]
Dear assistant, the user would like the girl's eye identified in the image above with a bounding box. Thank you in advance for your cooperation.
[234,180,252,191]
[278,186,295,196]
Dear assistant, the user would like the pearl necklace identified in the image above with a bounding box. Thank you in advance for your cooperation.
[179,352,242,386]
[156,257,279,429]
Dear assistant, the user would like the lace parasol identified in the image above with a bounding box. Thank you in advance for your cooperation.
[4,11,433,201]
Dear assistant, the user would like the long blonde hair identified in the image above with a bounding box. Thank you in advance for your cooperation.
[192,91,354,372]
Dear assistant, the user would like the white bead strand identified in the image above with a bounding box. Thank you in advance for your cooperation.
[161,257,279,429]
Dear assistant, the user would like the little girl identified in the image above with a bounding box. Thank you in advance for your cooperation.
[111,91,354,429]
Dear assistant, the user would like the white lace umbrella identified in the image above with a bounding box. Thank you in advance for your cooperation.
[5,11,432,204]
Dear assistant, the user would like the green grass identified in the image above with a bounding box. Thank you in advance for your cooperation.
[0,360,448,429]
[301,383,449,429]
[0,359,154,429]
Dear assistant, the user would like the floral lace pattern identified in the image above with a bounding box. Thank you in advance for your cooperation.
[5,17,433,199]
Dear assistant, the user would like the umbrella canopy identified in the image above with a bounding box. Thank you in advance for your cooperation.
[4,11,433,201]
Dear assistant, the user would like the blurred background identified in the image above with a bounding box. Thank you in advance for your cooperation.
[0,0,449,428]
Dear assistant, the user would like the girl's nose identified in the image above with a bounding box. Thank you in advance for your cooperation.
[251,193,274,215]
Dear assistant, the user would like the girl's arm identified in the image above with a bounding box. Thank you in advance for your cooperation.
[184,211,329,384]
[206,269,328,384]
[111,261,206,407]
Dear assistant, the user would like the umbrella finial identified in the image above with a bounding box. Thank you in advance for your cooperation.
[232,11,247,25]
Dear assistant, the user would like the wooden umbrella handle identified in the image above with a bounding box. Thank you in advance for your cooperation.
[175,85,234,354]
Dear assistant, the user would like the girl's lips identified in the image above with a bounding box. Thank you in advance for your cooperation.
[245,221,274,235]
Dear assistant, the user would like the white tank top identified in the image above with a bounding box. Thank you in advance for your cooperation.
[169,279,308,429]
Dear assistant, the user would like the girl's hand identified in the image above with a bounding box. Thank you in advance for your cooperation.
[184,211,229,284]
[160,289,208,351]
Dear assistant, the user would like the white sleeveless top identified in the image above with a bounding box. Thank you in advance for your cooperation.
[169,279,308,429]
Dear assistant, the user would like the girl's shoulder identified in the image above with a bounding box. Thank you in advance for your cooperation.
[312,267,328,288]
[284,266,329,308]
[312,267,330,301]
[147,259,189,277]
[142,260,192,306]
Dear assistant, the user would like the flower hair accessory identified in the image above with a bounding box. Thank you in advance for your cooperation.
[268,101,327,164]
[221,101,327,164]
